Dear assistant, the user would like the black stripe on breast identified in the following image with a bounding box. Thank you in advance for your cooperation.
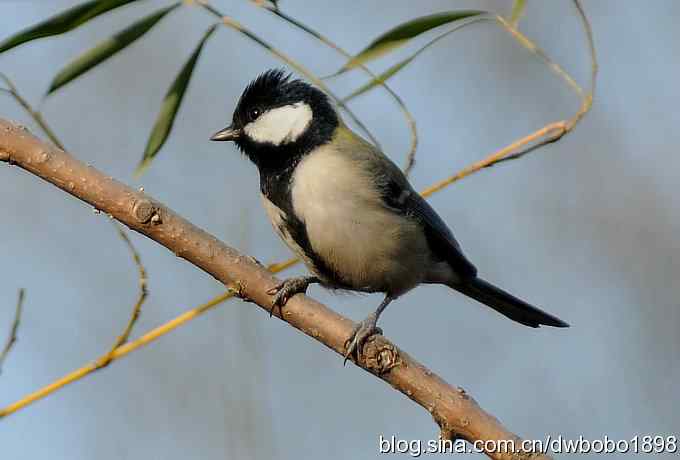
[261,168,349,288]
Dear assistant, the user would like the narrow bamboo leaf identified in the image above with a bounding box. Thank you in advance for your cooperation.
[333,10,485,76]
[0,0,142,55]
[137,25,217,174]
[344,16,489,102]
[510,0,527,27]
[47,3,179,95]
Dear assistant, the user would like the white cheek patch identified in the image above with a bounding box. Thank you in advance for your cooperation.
[244,102,313,146]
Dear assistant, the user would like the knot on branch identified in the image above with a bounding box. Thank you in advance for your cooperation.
[361,335,402,374]
[132,199,160,224]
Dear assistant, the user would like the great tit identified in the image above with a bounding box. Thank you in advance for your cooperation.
[211,69,568,362]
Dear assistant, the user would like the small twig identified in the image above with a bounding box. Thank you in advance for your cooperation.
[0,75,151,369]
[97,221,149,368]
[496,14,584,98]
[421,122,564,196]
[574,0,598,93]
[0,288,233,418]
[0,259,296,418]
[0,73,64,150]
[422,1,597,195]
[0,289,25,375]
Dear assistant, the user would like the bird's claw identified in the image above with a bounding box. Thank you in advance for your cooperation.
[266,283,283,296]
[266,277,313,317]
[343,316,382,365]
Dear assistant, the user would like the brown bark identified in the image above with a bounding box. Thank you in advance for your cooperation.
[0,118,551,460]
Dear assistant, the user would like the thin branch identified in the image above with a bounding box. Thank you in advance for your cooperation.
[97,221,149,368]
[574,0,598,94]
[496,14,583,98]
[0,73,64,150]
[0,289,25,375]
[423,1,597,192]
[0,256,296,417]
[0,74,149,369]
[0,120,552,460]
[0,288,234,418]
[421,122,568,196]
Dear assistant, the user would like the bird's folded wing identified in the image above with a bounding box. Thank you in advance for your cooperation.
[372,160,477,277]
[346,129,478,279]
[396,187,477,278]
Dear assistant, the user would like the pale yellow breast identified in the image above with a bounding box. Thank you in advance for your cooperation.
[290,145,428,293]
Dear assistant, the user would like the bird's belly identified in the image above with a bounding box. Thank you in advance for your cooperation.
[289,150,429,295]
[307,207,426,293]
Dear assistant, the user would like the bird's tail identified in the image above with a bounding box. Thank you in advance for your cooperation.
[452,277,569,328]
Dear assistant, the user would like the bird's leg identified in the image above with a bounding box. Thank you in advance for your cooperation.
[266,276,320,316]
[344,295,393,365]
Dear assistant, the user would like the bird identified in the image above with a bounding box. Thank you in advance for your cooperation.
[210,69,568,363]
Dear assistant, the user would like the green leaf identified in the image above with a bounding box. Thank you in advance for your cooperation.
[0,0,143,55]
[47,3,180,95]
[333,10,485,76]
[510,0,527,27]
[343,15,489,102]
[137,25,217,175]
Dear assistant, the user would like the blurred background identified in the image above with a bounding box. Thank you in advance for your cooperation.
[1,1,678,458]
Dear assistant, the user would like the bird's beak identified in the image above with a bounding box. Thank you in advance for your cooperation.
[210,124,240,142]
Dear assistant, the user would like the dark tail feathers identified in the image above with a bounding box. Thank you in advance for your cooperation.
[453,277,569,328]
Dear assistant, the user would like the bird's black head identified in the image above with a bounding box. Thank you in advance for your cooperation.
[211,69,338,171]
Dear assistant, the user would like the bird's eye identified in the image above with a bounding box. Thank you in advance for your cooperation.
[248,108,261,121]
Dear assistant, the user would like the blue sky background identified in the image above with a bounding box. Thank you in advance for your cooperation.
[1,1,679,458]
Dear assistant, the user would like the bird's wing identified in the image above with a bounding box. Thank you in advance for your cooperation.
[341,129,477,278]
[384,178,477,278]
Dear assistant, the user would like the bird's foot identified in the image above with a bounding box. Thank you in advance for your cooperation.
[266,276,317,317]
[344,313,383,365]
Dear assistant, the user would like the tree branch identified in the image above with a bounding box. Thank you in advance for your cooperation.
[0,118,551,460]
